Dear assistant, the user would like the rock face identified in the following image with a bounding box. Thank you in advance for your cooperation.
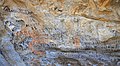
[0,0,120,66]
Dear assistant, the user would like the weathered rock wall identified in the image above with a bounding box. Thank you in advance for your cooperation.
[0,0,120,66]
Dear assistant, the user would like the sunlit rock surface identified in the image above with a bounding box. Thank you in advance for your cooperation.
[0,0,120,66]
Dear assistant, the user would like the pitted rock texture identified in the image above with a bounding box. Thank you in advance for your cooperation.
[0,0,120,66]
